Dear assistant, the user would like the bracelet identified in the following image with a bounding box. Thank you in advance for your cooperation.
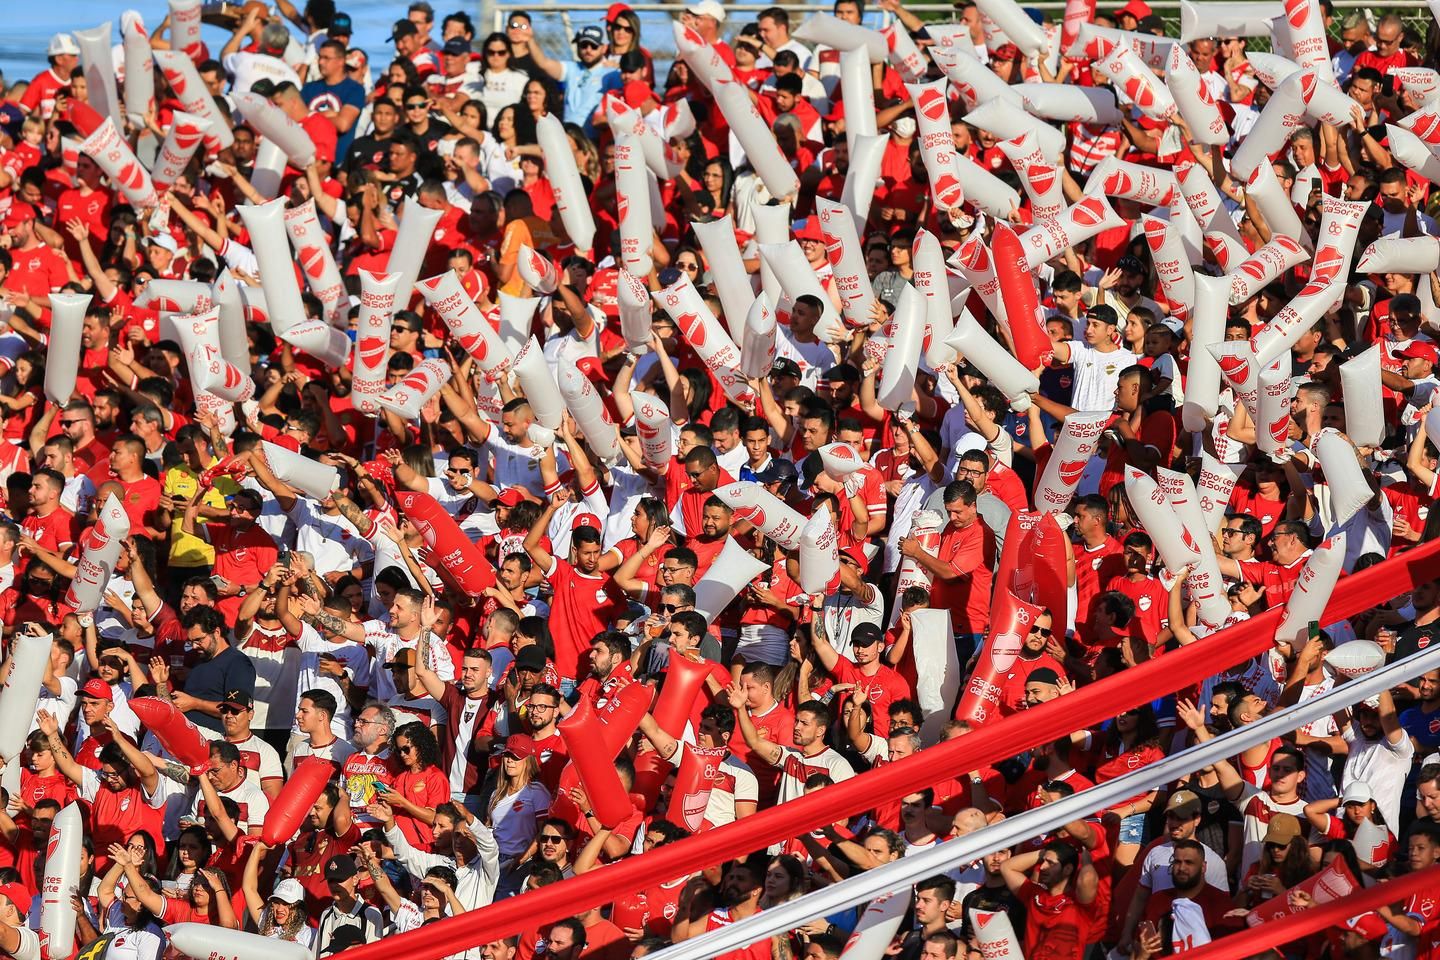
[583,809,596,820]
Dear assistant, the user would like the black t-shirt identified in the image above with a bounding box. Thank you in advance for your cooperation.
[342,131,394,179]
[182,644,257,732]
[1395,620,1440,661]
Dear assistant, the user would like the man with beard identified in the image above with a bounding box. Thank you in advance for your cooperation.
[997,610,1069,715]
[1139,839,1234,948]
[414,623,499,809]
[673,852,769,955]
[1001,841,1100,960]
[278,783,361,917]
[341,702,398,826]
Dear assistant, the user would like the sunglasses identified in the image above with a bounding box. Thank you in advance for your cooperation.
[577,41,601,50]
[486,48,508,55]
[405,102,428,109]
[538,834,565,843]
[659,603,681,613]
[218,705,245,715]
[59,420,86,427]
[1028,626,1052,638]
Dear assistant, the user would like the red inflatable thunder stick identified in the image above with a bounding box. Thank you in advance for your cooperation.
[953,588,1042,725]
[558,697,636,829]
[633,654,714,804]
[127,698,210,773]
[990,223,1053,370]
[261,758,335,847]
[593,681,651,755]
[1178,866,1440,960]
[395,491,496,596]
[334,537,1440,960]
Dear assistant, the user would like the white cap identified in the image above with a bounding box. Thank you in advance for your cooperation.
[687,0,726,22]
[49,33,81,57]
[146,233,179,254]
[1341,781,1373,806]
[270,878,306,904]
[1159,316,1184,337]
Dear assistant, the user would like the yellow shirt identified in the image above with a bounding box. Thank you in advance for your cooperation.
[163,462,239,567]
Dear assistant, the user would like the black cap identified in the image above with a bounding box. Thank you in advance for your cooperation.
[1028,667,1061,687]
[249,77,277,98]
[1116,255,1146,275]
[1085,303,1119,326]
[514,646,546,673]
[328,12,353,36]
[325,854,358,882]
[220,690,253,710]
[851,623,883,647]
[390,19,419,41]
[442,37,471,56]
[820,364,860,384]
[770,357,802,379]
[755,458,797,486]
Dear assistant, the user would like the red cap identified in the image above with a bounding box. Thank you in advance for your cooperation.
[838,544,868,570]
[824,99,846,122]
[622,80,656,109]
[458,267,490,302]
[504,734,537,759]
[361,458,395,490]
[605,2,633,23]
[494,488,526,508]
[1113,0,1152,18]
[1337,912,1388,941]
[0,883,30,915]
[1400,340,1439,365]
[572,512,602,531]
[3,203,35,229]
[793,218,826,243]
[81,678,113,701]
[990,43,1022,61]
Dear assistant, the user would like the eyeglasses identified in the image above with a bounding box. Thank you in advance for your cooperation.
[1028,626,1052,638]
[529,702,557,712]
[508,19,528,28]
[59,420,85,427]
[486,48,509,55]
[538,834,565,843]
[354,718,382,727]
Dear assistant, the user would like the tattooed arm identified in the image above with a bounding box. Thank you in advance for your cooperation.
[332,492,376,538]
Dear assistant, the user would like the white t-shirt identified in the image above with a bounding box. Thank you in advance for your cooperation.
[364,622,453,701]
[1137,839,1229,892]
[819,585,885,662]
[483,432,564,497]
[425,476,483,519]
[775,745,854,804]
[290,736,358,769]
[289,498,374,577]
[700,751,759,829]
[290,623,373,737]
[188,776,271,832]
[223,52,302,93]
[1064,341,1139,412]
[1343,725,1415,830]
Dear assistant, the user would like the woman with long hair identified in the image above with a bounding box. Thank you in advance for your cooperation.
[596,496,673,585]
[162,826,211,895]
[759,855,807,908]
[1237,813,1314,908]
[605,7,653,83]
[519,79,553,138]
[486,733,552,864]
[384,721,451,851]
[240,842,313,945]
[477,31,528,123]
[1304,784,1397,872]
[1092,703,1165,867]
[104,842,238,928]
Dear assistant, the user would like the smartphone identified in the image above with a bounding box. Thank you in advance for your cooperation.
[373,782,390,794]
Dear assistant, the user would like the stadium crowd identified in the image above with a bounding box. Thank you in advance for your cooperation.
[0,0,1436,960]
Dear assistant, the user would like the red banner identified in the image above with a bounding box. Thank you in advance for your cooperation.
[337,538,1440,960]
[1181,866,1440,960]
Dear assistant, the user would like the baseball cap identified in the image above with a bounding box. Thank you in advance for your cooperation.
[390,19,419,42]
[572,512,602,531]
[771,357,802,379]
[220,690,253,710]
[1085,303,1120,326]
[328,13,353,37]
[493,488,526,508]
[0,883,30,915]
[1116,255,1147,275]
[687,0,727,22]
[1157,316,1184,338]
[270,878,306,904]
[574,25,605,46]
[1341,781,1374,806]
[851,623,883,647]
[622,80,655,109]
[839,544,868,569]
[606,2,633,23]
[146,233,179,254]
[1164,789,1201,818]
[48,34,80,57]
[990,43,1022,61]
[821,364,860,384]
[81,679,113,701]
[3,203,35,229]
[1263,812,1303,846]
[442,37,471,56]
[755,459,798,487]
[1401,341,1439,365]
[514,647,547,673]
[1114,0,1152,18]
[324,854,359,882]
[504,734,537,759]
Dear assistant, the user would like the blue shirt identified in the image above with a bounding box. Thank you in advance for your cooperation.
[300,77,367,160]
[559,60,618,136]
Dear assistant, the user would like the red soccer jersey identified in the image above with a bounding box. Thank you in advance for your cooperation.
[544,558,629,682]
